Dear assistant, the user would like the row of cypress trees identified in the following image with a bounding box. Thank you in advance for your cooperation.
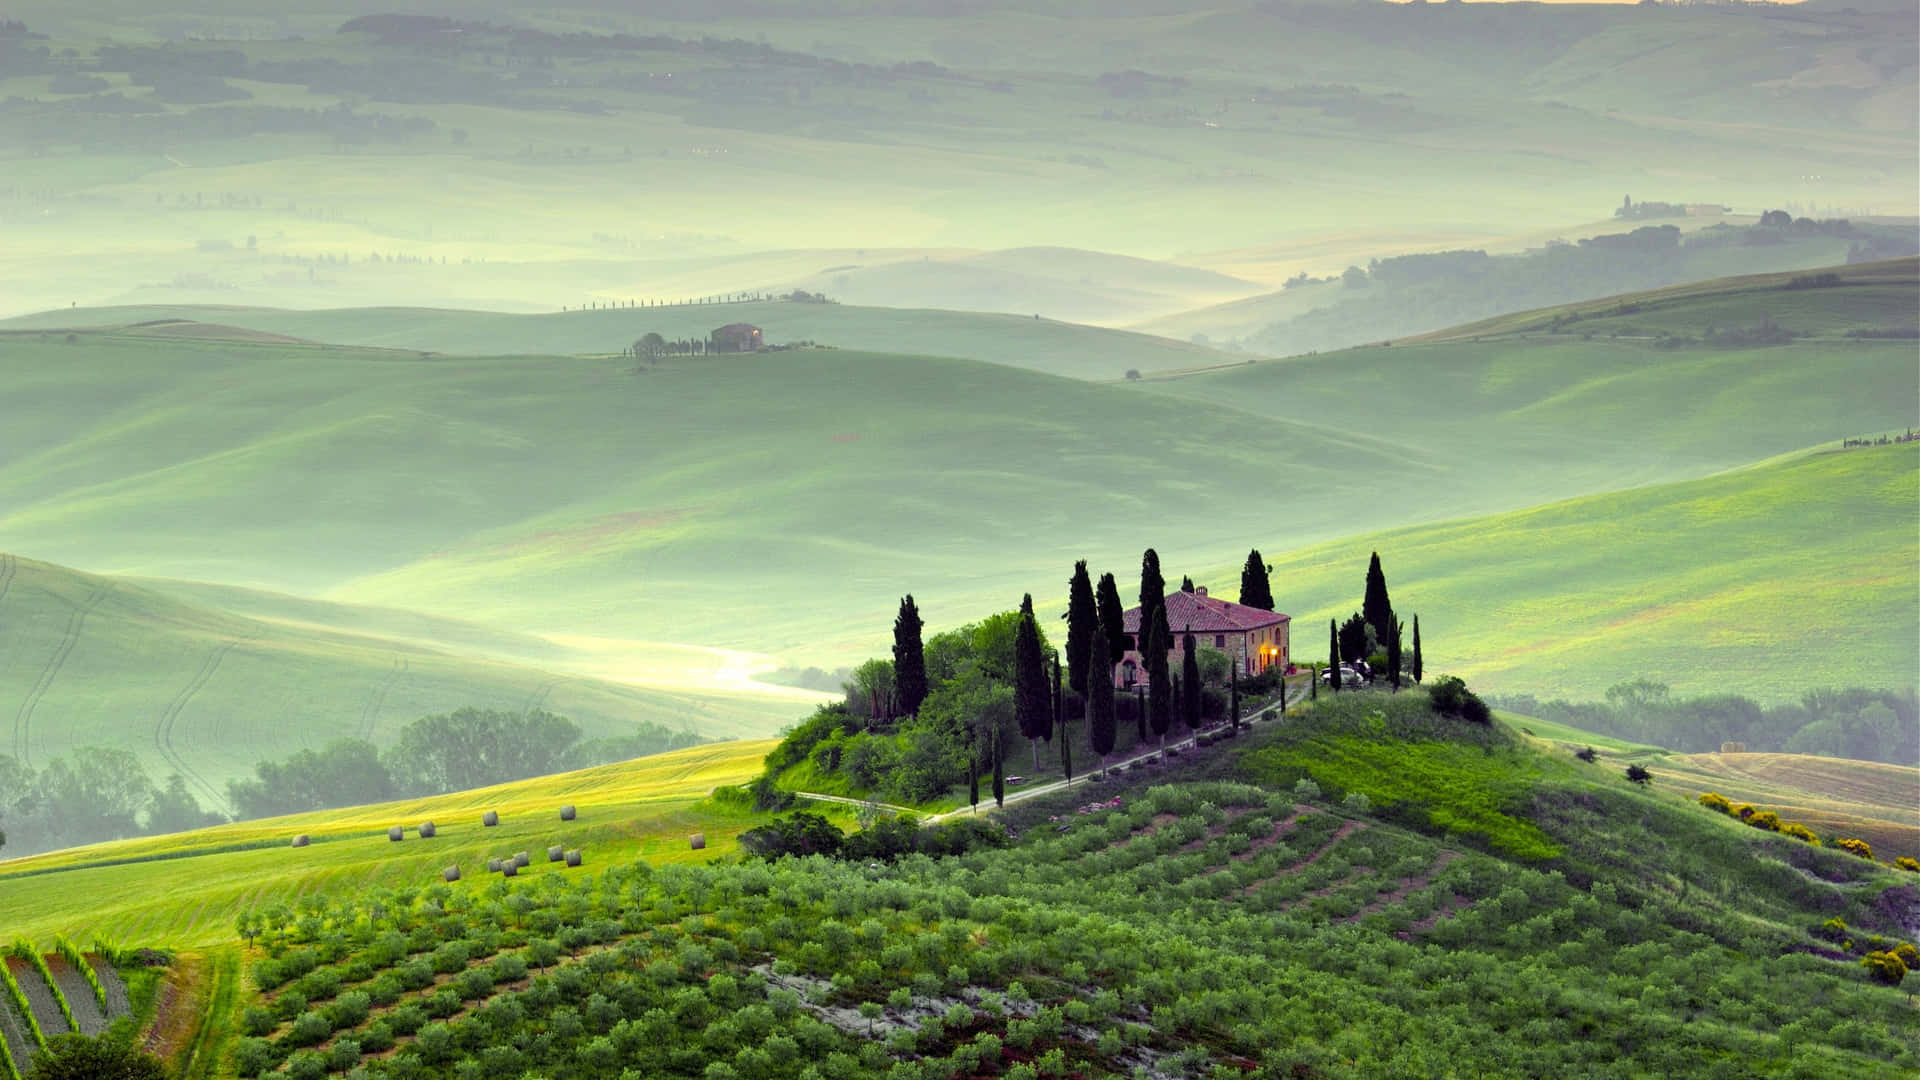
[1324,552,1422,694]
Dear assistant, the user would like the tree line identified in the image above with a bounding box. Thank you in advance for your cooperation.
[1491,683,1919,766]
[227,710,705,820]
[0,748,223,858]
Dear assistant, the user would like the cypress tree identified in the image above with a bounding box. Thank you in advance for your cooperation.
[1066,561,1097,698]
[1095,572,1129,670]
[968,755,979,813]
[893,595,927,717]
[1014,594,1051,772]
[1362,552,1394,651]
[1239,549,1274,610]
[991,725,1005,807]
[1139,548,1165,620]
[1412,614,1424,683]
[1310,664,1318,700]
[1147,620,1172,747]
[1086,619,1116,774]
[1328,618,1342,694]
[1055,651,1072,785]
[1387,615,1403,690]
[1229,664,1240,732]
[1181,627,1201,739]
[1180,575,1196,593]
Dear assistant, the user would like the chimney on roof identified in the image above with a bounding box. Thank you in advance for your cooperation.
[1195,586,1207,598]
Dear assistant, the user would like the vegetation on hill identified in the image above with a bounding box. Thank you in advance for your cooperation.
[21,686,1920,1079]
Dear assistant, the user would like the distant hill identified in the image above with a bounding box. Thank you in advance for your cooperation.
[0,553,789,813]
[0,300,1233,381]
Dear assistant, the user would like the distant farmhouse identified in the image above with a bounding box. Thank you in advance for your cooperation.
[709,323,763,353]
[1117,587,1290,687]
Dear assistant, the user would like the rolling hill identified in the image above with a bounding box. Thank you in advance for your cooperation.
[1190,442,1919,701]
[0,300,1236,381]
[0,553,793,811]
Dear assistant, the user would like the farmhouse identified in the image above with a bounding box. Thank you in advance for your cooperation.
[709,323,763,353]
[1117,587,1289,687]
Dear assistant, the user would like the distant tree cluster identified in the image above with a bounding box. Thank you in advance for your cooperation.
[0,749,224,857]
[226,710,705,820]
[1491,684,1919,766]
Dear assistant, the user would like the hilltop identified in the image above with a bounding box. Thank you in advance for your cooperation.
[2,690,1915,1078]
[0,553,788,819]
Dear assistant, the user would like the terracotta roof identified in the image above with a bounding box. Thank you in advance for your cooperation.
[1122,588,1288,634]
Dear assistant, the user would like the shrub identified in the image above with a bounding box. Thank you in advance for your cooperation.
[26,1034,168,1080]
[1780,823,1819,845]
[1427,676,1491,724]
[1340,791,1371,813]
[1625,764,1652,786]
[1698,792,1732,815]
[1834,838,1874,861]
[1818,918,1848,942]
[1573,746,1597,763]
[239,1005,276,1037]
[1895,857,1920,873]
[231,1037,275,1078]
[1293,778,1322,801]
[1893,943,1919,967]
[1734,805,1756,820]
[1860,951,1906,986]
[1745,811,1781,832]
[285,1010,332,1048]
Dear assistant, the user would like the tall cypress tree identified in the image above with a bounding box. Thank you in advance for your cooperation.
[1054,651,1071,785]
[1014,594,1051,772]
[893,595,927,717]
[968,754,979,813]
[1139,548,1165,619]
[1328,618,1342,694]
[1181,627,1201,739]
[1180,575,1196,593]
[1095,572,1128,670]
[1229,665,1241,732]
[1239,549,1274,611]
[1147,620,1172,746]
[1387,615,1403,690]
[1412,614,1424,683]
[1065,561,1097,698]
[1086,619,1116,774]
[991,725,1005,807]
[1362,552,1394,651]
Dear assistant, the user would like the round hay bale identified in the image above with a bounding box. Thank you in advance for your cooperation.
[291,834,310,848]
[482,811,500,827]
[419,821,437,838]
[689,833,706,851]
[559,805,576,821]
[547,845,565,863]
[388,826,405,842]
[502,863,518,878]
[565,849,582,868]
[442,866,461,883]
[486,857,504,873]
[513,852,530,868]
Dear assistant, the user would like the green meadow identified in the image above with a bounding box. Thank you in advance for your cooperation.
[0,739,783,950]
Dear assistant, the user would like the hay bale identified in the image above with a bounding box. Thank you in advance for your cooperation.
[388,826,405,842]
[482,811,500,827]
[547,846,565,863]
[486,857,503,872]
[689,833,706,851]
[513,851,530,868]
[419,821,436,838]
[290,834,310,848]
[442,866,461,883]
[502,863,518,878]
[559,805,576,821]
[565,850,582,868]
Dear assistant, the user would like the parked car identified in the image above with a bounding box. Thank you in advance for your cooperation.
[1320,665,1368,688]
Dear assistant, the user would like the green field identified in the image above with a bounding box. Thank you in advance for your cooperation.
[0,553,796,804]
[1194,443,1919,701]
[0,739,781,949]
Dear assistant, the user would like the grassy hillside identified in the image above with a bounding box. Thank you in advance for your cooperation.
[0,739,780,949]
[1193,444,1920,702]
[0,554,788,806]
[1648,751,1920,863]
[0,299,1236,381]
[7,691,1918,1078]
